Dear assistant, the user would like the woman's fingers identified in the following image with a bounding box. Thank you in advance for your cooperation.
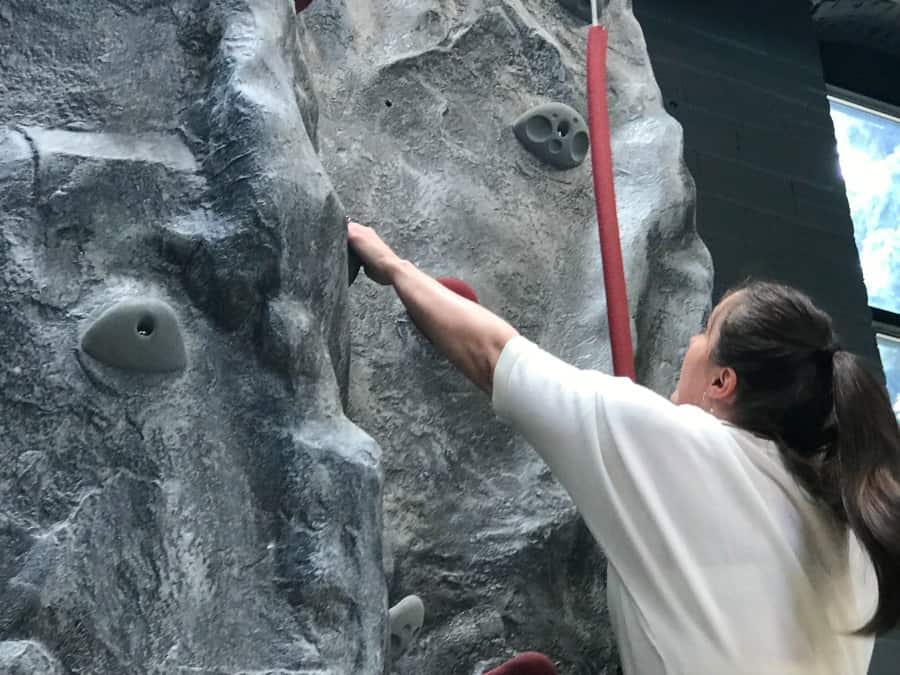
[347,221,400,285]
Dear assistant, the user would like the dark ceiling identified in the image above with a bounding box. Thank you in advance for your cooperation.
[811,0,900,107]
[812,0,900,57]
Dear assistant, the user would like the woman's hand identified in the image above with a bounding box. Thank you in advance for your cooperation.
[347,221,403,286]
[346,218,517,392]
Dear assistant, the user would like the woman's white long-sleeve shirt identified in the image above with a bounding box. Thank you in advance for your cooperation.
[491,336,876,675]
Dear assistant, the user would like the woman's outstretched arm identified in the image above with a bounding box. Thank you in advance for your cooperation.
[348,222,518,393]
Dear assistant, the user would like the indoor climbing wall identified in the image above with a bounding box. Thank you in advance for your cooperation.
[0,0,711,674]
[302,0,711,672]
[0,1,386,673]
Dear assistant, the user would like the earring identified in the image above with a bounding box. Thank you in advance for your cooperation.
[701,391,715,415]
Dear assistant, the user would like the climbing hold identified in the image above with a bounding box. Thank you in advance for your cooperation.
[81,298,187,373]
[513,102,590,170]
[557,0,593,22]
[437,277,479,304]
[294,0,314,12]
[388,595,425,659]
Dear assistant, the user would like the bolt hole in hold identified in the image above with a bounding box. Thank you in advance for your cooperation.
[136,314,155,337]
[81,298,186,373]
[524,114,553,143]
[385,99,393,108]
[557,119,571,137]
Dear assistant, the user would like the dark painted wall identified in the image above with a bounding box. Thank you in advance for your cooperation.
[820,42,900,110]
[633,0,880,367]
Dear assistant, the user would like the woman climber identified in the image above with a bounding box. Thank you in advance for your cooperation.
[349,221,900,674]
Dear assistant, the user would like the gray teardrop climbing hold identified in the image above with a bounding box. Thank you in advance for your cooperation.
[513,102,590,170]
[81,298,187,373]
[388,594,425,659]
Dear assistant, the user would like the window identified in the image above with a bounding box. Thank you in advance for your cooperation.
[828,88,900,415]
[876,333,900,418]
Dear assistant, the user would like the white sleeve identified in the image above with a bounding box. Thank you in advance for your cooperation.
[492,336,725,620]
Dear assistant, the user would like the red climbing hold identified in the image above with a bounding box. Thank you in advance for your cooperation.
[437,277,479,304]
[485,652,557,675]
[294,0,313,12]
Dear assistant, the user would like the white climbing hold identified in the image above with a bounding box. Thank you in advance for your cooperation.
[388,594,425,659]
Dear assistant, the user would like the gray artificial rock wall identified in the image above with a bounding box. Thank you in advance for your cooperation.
[0,1,385,673]
[302,0,711,672]
[0,0,711,674]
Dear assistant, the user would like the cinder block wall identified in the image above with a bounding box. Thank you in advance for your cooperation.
[634,0,879,365]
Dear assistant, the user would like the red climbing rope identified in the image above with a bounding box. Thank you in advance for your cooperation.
[587,10,635,380]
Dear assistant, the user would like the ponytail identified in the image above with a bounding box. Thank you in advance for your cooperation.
[832,350,900,635]
[713,281,900,635]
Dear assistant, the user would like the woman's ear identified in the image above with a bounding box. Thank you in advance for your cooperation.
[709,367,737,403]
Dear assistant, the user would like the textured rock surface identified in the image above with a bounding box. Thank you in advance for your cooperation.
[0,0,711,673]
[0,640,65,675]
[302,0,711,672]
[0,2,385,674]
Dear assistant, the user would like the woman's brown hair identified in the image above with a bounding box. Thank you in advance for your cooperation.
[713,281,900,635]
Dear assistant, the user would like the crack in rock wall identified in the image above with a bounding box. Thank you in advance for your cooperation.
[0,0,711,673]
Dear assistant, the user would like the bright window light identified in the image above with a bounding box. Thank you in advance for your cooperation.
[876,334,900,419]
[829,92,900,415]
[828,94,900,315]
